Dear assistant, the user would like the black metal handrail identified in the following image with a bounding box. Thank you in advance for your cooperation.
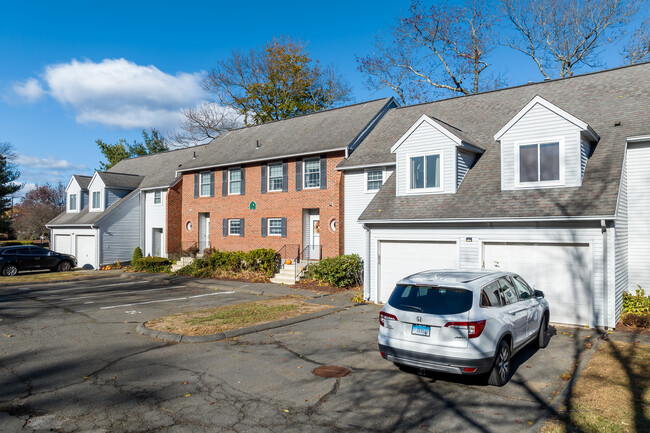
[295,244,323,281]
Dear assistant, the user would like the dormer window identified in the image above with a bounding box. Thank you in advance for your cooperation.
[408,153,442,192]
[92,191,101,209]
[515,140,563,187]
[69,194,77,211]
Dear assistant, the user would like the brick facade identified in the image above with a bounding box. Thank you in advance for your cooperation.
[181,152,345,258]
[166,179,183,256]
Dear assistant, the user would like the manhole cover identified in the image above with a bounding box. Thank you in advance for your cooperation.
[312,365,350,378]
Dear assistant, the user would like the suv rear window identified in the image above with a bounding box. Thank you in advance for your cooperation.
[388,285,473,315]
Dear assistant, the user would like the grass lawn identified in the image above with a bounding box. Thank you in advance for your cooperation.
[543,340,650,433]
[0,271,91,284]
[146,297,329,336]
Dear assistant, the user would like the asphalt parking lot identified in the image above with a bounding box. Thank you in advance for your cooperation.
[0,275,590,432]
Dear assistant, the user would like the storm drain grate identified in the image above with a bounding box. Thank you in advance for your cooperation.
[312,365,350,378]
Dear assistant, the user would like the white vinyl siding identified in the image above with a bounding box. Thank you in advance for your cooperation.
[365,222,609,327]
[395,120,456,196]
[580,135,591,179]
[626,142,650,293]
[144,190,166,257]
[343,168,394,257]
[614,153,628,326]
[500,103,582,190]
[99,192,141,267]
[457,150,474,189]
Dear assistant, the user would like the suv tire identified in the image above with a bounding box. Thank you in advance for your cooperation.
[2,264,18,277]
[534,313,549,349]
[488,339,511,386]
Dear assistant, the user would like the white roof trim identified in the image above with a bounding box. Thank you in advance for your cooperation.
[360,215,616,224]
[336,162,396,171]
[390,114,463,153]
[627,135,650,143]
[87,171,102,190]
[494,95,599,142]
[65,176,78,192]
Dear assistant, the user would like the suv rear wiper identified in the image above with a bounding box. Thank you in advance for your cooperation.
[399,304,423,312]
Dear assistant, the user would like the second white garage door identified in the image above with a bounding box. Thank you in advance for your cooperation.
[378,241,458,303]
[483,242,592,326]
[75,235,97,269]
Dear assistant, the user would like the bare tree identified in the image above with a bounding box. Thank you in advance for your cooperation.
[502,0,641,79]
[357,0,501,105]
[623,16,650,63]
[12,183,64,240]
[172,103,243,147]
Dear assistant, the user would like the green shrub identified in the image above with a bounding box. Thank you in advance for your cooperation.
[132,256,171,273]
[622,287,650,316]
[305,254,363,288]
[176,248,277,277]
[133,246,143,261]
[2,240,33,246]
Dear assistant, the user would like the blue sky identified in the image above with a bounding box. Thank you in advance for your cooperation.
[0,0,642,196]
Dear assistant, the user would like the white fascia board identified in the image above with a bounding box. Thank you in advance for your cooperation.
[359,215,616,224]
[336,162,396,171]
[46,223,95,228]
[87,171,103,190]
[140,185,171,191]
[390,114,462,153]
[627,135,650,143]
[494,95,599,142]
[65,176,79,192]
[176,147,348,173]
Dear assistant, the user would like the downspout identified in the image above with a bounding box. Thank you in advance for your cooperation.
[363,224,371,301]
[601,219,608,329]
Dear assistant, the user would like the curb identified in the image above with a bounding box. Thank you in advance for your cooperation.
[0,271,122,288]
[136,306,341,343]
[529,338,603,431]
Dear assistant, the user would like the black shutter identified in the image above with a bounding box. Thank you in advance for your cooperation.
[209,171,215,197]
[261,218,267,237]
[240,167,246,195]
[296,160,302,191]
[222,218,227,237]
[261,164,267,194]
[194,173,199,198]
[281,217,287,238]
[320,156,327,189]
[240,218,245,237]
[222,169,227,196]
[282,160,288,192]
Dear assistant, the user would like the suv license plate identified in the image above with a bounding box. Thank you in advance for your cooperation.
[411,324,430,337]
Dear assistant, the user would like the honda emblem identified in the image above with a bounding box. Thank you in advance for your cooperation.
[416,316,423,323]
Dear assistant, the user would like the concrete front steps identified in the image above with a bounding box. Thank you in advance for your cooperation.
[170,256,195,272]
[270,263,304,285]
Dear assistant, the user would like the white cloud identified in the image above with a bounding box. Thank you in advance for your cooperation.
[12,78,45,102]
[12,58,205,129]
[16,155,87,171]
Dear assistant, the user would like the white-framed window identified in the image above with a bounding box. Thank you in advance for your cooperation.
[268,163,283,191]
[153,190,162,205]
[228,219,241,236]
[268,218,282,236]
[69,194,77,211]
[407,152,443,192]
[92,191,101,209]
[199,172,212,197]
[229,168,242,194]
[515,139,564,187]
[303,158,321,188]
[365,169,383,192]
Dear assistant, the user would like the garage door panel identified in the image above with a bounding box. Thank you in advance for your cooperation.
[54,234,71,256]
[379,241,458,303]
[484,242,592,326]
[75,235,96,269]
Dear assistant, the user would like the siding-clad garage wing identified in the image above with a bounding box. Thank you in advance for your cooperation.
[54,234,71,255]
[379,241,458,303]
[483,242,592,326]
[75,235,97,269]
[627,142,650,291]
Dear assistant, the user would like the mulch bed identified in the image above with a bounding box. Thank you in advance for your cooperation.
[290,279,349,294]
[614,322,650,335]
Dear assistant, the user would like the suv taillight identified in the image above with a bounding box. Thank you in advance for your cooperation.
[379,311,398,327]
[444,320,486,338]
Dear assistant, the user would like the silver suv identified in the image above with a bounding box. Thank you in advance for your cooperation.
[378,270,550,386]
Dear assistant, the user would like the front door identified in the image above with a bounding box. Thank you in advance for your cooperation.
[309,213,320,260]
[198,213,210,252]
[152,228,163,257]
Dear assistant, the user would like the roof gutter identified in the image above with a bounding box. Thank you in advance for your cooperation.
[175,147,348,174]
[336,162,396,171]
[359,215,617,224]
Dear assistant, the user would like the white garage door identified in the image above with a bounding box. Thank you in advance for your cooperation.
[54,234,71,255]
[75,235,96,269]
[483,242,592,326]
[379,241,458,303]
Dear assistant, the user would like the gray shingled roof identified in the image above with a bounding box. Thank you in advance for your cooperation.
[72,175,91,190]
[96,172,143,189]
[358,63,650,222]
[177,98,394,172]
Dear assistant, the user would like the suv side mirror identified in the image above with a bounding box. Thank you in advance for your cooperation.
[534,290,544,298]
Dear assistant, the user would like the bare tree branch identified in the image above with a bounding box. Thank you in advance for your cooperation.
[623,16,650,63]
[172,103,243,147]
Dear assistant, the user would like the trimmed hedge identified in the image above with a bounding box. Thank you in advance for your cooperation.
[176,248,277,277]
[305,254,363,288]
[2,241,34,246]
[133,246,143,261]
[132,257,171,273]
[623,287,650,316]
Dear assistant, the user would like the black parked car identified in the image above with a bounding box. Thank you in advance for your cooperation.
[0,246,77,276]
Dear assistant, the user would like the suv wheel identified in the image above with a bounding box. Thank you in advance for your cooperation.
[534,314,549,349]
[488,340,511,386]
[57,261,72,272]
[2,264,18,277]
